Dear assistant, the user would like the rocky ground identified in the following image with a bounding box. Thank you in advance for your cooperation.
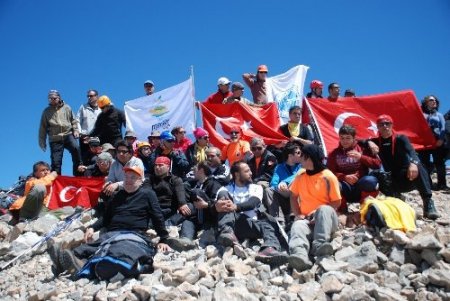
[0,187,449,301]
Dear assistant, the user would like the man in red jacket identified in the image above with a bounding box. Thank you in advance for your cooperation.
[327,125,381,212]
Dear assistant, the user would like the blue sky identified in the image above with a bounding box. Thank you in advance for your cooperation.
[0,0,449,188]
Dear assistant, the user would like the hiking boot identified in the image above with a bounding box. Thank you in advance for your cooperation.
[166,237,196,252]
[60,249,85,275]
[217,232,238,247]
[288,254,313,271]
[47,241,63,275]
[313,242,334,257]
[255,247,288,266]
[423,199,440,220]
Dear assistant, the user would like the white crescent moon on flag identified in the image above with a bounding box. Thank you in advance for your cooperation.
[59,186,82,203]
[333,112,378,135]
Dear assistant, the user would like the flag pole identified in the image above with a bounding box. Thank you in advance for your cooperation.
[190,65,199,128]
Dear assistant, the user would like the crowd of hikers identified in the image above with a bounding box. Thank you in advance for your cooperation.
[3,65,450,281]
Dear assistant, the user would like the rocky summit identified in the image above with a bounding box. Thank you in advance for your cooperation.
[0,189,449,301]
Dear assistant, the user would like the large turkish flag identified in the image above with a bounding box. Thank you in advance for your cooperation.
[200,102,287,150]
[48,176,104,209]
[305,90,436,154]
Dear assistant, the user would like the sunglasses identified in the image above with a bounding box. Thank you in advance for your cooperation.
[117,150,129,154]
[87,95,97,98]
[165,139,175,143]
[199,136,209,140]
[294,151,301,155]
[49,97,59,100]
[178,131,186,134]
[230,131,239,135]
[251,146,263,151]
[377,122,392,127]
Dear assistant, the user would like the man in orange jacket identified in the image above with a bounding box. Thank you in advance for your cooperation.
[9,161,57,220]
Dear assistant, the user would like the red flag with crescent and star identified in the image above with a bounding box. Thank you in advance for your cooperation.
[200,102,287,150]
[305,90,436,155]
[48,176,104,210]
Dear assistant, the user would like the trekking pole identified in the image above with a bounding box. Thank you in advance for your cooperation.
[0,207,87,271]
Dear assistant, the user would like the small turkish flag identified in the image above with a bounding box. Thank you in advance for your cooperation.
[200,102,287,150]
[48,176,104,210]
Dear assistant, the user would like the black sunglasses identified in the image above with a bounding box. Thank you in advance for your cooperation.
[251,146,263,151]
[230,131,239,134]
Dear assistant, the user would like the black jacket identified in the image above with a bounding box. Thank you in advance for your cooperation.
[149,174,186,213]
[246,149,277,183]
[149,147,190,180]
[185,143,209,169]
[91,185,168,241]
[369,134,421,177]
[90,105,126,145]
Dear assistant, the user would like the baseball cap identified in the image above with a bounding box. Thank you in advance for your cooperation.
[148,130,161,139]
[231,82,245,90]
[123,166,144,178]
[124,130,137,138]
[376,114,393,124]
[97,95,111,108]
[257,65,268,73]
[88,136,101,147]
[217,77,231,85]
[144,80,154,86]
[101,143,115,152]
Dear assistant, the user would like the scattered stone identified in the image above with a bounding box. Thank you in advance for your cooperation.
[320,274,344,294]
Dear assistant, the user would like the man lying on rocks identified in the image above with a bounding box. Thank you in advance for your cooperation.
[48,166,171,280]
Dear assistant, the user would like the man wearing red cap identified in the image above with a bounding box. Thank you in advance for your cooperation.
[367,114,439,219]
[242,65,269,105]
[149,156,197,251]
[221,127,251,166]
[49,166,171,279]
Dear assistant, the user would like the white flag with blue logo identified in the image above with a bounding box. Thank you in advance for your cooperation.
[124,78,195,140]
[266,65,309,124]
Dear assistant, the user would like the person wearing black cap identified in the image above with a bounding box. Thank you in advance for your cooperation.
[223,82,252,105]
[344,89,356,97]
[287,144,341,271]
[367,114,439,220]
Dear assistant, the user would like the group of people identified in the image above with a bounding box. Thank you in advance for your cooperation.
[9,67,449,280]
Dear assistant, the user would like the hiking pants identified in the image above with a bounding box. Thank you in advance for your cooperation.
[288,205,338,257]
[49,134,81,175]
[218,211,281,250]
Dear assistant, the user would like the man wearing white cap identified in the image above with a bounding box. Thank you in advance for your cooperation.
[144,80,155,96]
[204,77,233,104]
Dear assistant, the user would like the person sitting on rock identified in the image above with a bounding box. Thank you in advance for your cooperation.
[215,161,288,265]
[246,137,277,188]
[206,147,231,185]
[103,140,144,196]
[288,144,341,271]
[221,127,251,166]
[187,162,223,231]
[265,142,302,226]
[135,141,153,178]
[148,156,197,251]
[327,125,381,212]
[77,137,103,175]
[366,114,440,220]
[48,166,171,280]
[83,152,114,178]
[9,161,58,222]
[185,127,210,169]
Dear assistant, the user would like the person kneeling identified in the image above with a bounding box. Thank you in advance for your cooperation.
[48,166,170,280]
